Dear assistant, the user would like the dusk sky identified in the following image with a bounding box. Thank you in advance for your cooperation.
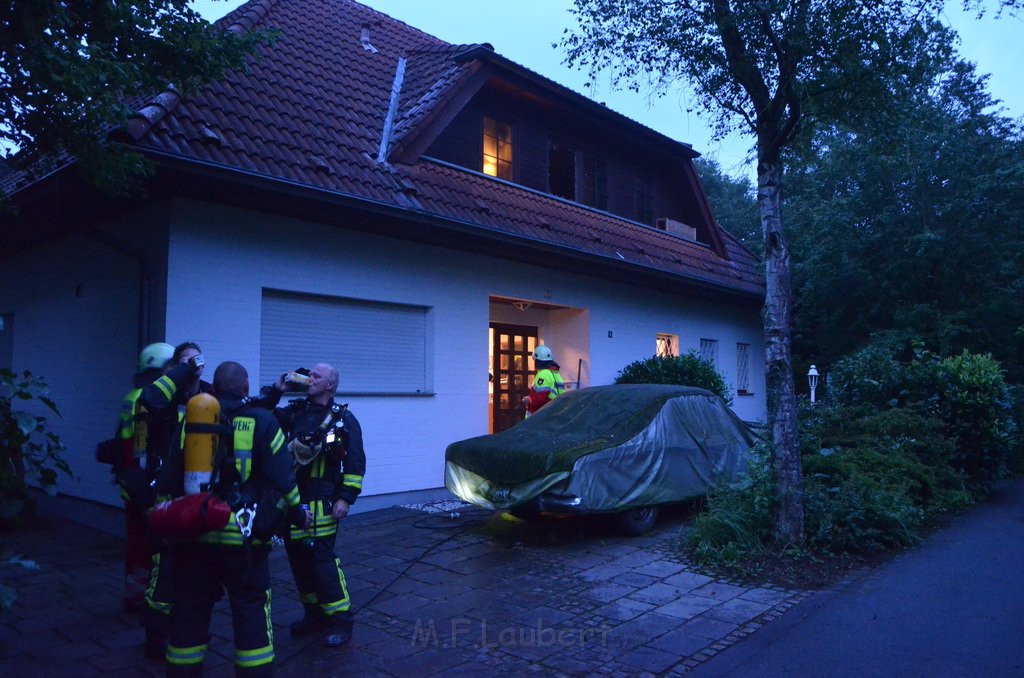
[192,0,1024,179]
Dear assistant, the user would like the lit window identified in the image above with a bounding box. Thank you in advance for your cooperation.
[736,343,751,394]
[483,117,512,180]
[699,338,718,366]
[656,333,678,357]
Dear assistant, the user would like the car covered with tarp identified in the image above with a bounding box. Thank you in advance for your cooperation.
[445,384,757,534]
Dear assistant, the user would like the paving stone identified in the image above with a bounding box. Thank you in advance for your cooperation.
[628,581,692,606]
[690,581,749,601]
[596,594,659,623]
[661,571,714,591]
[679,613,741,640]
[704,597,773,624]
[646,628,715,657]
[578,563,635,583]
[739,586,793,605]
[618,644,684,673]
[581,582,636,603]
[654,596,720,620]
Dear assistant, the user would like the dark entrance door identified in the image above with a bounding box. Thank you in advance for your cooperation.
[490,323,537,433]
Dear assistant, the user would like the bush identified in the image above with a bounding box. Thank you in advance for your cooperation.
[936,351,1013,493]
[615,353,731,404]
[0,369,72,523]
[688,443,775,565]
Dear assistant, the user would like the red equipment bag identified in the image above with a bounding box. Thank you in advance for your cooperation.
[150,492,232,540]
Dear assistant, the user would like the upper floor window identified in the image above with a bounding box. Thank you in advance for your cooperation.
[582,154,608,210]
[636,175,654,225]
[548,143,575,200]
[482,116,513,180]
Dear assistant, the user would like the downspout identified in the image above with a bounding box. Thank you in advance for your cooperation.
[83,230,152,355]
[377,55,407,164]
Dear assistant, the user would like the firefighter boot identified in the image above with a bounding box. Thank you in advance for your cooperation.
[290,604,327,637]
[323,612,353,648]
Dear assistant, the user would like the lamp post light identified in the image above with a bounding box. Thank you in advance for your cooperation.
[808,364,819,404]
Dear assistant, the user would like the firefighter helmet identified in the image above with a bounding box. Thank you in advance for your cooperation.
[533,345,554,362]
[138,342,174,372]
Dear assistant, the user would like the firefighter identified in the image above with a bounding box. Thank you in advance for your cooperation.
[115,342,174,617]
[136,341,213,659]
[157,361,303,677]
[263,362,366,648]
[521,345,566,416]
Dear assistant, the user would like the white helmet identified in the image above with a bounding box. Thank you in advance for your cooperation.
[533,345,553,362]
[138,342,174,372]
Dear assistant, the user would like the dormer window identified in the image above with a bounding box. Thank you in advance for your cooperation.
[582,154,608,210]
[482,116,513,180]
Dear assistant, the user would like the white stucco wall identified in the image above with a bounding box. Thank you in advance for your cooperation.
[163,199,765,499]
[1,197,765,506]
[0,233,147,503]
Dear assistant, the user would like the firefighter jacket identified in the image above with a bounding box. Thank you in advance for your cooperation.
[524,365,566,416]
[273,397,366,510]
[156,394,301,547]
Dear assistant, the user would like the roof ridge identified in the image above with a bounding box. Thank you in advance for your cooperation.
[117,0,280,143]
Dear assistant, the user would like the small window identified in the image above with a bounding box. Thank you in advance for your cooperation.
[548,144,575,200]
[482,117,513,180]
[736,342,752,394]
[636,175,654,225]
[699,338,718,367]
[582,154,608,210]
[656,333,678,358]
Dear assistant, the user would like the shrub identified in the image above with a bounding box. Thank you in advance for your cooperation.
[0,369,72,523]
[688,443,775,565]
[935,351,1013,494]
[615,353,731,404]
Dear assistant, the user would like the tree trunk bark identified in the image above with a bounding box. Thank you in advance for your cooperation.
[757,160,804,544]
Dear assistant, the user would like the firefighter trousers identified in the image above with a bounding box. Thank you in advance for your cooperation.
[285,529,351,619]
[166,543,274,677]
[123,501,152,612]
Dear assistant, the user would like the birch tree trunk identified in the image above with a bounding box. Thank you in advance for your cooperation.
[757,160,803,543]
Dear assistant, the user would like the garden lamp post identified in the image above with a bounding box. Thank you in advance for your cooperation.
[808,364,819,404]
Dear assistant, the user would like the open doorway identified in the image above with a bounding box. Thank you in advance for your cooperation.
[489,323,536,433]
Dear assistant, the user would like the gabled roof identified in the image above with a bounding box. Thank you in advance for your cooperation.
[6,0,764,300]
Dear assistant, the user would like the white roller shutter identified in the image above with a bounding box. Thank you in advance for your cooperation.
[261,289,431,395]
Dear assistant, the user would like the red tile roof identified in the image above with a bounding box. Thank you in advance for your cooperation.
[12,0,765,299]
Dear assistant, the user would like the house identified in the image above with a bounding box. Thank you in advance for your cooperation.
[0,0,765,510]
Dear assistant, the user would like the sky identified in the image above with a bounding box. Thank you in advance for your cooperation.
[191,0,1024,180]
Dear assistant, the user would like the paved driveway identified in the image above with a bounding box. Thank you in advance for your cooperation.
[0,499,807,676]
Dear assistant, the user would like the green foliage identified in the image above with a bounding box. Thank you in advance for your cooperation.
[936,351,1013,492]
[785,49,1024,379]
[614,353,731,404]
[0,543,39,612]
[689,343,1012,566]
[831,340,1014,495]
[1,0,275,197]
[694,158,760,255]
[688,444,775,566]
[0,370,72,522]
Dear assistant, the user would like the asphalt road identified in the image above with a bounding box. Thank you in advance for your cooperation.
[689,476,1024,677]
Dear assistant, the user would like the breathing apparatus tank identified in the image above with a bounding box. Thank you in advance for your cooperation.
[184,393,220,495]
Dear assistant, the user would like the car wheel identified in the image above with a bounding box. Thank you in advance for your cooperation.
[616,505,660,536]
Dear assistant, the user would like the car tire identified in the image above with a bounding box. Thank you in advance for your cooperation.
[616,505,660,536]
